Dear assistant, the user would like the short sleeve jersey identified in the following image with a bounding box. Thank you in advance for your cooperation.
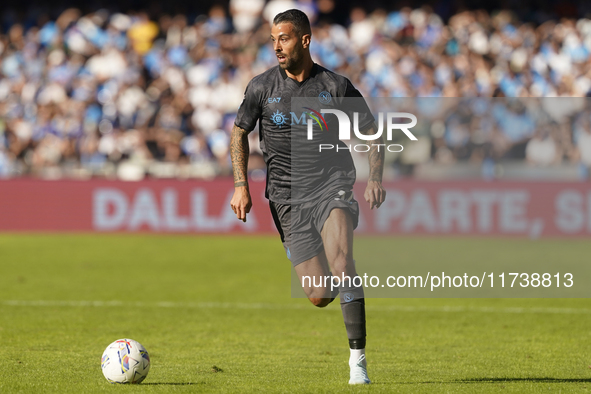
[234,63,374,204]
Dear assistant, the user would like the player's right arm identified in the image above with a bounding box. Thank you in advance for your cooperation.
[230,124,252,222]
[231,78,263,222]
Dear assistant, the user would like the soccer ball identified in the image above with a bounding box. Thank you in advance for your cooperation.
[101,338,150,384]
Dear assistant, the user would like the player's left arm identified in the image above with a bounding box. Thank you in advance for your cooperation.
[361,125,386,209]
[341,78,386,209]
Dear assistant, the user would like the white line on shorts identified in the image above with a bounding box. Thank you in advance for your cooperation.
[1,300,590,315]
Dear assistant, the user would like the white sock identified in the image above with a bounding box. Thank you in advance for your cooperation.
[349,348,366,367]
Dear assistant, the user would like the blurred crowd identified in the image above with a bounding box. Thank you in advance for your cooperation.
[357,97,591,179]
[1,0,591,180]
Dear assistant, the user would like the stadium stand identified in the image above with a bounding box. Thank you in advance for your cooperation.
[1,1,591,180]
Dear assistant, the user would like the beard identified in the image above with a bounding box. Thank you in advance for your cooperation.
[278,45,303,71]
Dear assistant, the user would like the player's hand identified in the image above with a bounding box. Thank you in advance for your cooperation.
[364,180,386,210]
[230,186,252,222]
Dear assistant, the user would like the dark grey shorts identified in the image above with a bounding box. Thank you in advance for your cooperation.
[270,188,359,266]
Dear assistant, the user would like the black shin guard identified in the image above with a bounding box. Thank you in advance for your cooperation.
[339,280,366,349]
[349,337,366,349]
[329,274,340,304]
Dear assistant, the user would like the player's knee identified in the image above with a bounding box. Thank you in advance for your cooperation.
[309,297,332,308]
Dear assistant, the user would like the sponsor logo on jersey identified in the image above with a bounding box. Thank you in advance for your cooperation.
[303,107,329,131]
[268,97,281,103]
[270,110,287,127]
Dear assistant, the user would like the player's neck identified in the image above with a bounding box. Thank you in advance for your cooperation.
[285,56,314,82]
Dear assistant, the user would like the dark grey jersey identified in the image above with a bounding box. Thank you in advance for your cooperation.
[235,63,374,204]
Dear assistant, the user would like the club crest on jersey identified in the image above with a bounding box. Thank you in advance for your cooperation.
[271,110,287,127]
[318,91,332,104]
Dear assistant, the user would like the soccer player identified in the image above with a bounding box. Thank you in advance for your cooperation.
[230,9,386,385]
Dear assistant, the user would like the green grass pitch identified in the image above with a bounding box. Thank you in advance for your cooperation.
[1,234,591,393]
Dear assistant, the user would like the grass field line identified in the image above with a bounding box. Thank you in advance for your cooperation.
[1,299,590,315]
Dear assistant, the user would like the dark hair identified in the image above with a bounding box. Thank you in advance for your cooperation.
[273,9,311,37]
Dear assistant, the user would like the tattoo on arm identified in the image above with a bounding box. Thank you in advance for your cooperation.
[230,125,250,187]
[366,126,385,183]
